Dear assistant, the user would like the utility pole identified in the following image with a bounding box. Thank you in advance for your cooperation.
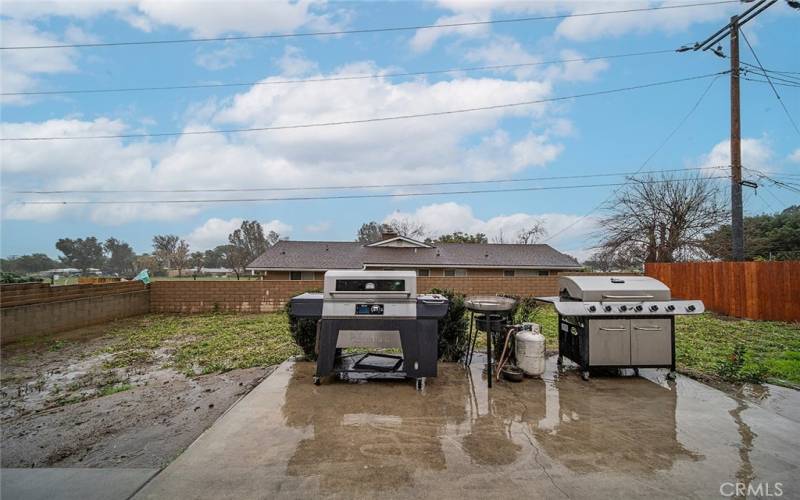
[729,15,744,261]
[679,0,780,261]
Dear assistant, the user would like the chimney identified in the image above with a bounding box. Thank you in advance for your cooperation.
[380,225,399,241]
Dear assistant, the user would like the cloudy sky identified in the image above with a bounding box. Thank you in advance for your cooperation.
[1,0,798,261]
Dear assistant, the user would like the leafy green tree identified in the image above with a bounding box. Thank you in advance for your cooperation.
[173,240,190,277]
[356,221,383,243]
[702,205,800,260]
[190,251,205,276]
[152,234,179,270]
[203,247,227,268]
[227,220,274,278]
[0,253,59,274]
[55,237,105,274]
[103,238,136,275]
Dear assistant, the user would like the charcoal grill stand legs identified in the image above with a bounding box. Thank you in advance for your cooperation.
[487,328,493,388]
[465,311,476,366]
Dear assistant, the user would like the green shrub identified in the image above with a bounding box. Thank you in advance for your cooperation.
[284,296,320,361]
[431,288,469,362]
[1,272,43,284]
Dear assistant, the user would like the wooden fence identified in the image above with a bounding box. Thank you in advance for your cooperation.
[645,261,800,322]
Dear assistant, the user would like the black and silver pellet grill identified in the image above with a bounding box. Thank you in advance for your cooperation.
[290,270,449,390]
[537,275,704,381]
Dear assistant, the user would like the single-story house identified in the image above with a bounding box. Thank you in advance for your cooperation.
[247,230,581,280]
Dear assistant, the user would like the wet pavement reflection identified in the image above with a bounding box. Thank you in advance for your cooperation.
[137,356,800,499]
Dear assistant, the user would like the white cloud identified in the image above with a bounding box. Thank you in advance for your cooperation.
[412,0,747,50]
[2,57,565,224]
[2,0,344,38]
[789,149,800,163]
[185,217,291,250]
[194,44,251,70]
[382,202,597,251]
[699,137,774,173]
[0,20,80,104]
[275,46,319,77]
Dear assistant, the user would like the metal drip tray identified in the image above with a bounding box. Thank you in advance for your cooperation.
[465,296,517,313]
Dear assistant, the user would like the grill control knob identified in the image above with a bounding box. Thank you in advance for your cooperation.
[588,305,597,312]
[649,305,659,312]
[666,305,675,312]
[634,305,643,312]
[604,305,613,312]
[686,304,696,312]
[619,305,628,312]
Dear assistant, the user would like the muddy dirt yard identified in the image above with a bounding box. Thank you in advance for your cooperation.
[1,313,299,468]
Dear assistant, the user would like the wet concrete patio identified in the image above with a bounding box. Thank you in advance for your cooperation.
[136,357,800,499]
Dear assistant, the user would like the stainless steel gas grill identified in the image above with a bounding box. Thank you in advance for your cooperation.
[537,276,704,381]
[290,270,449,390]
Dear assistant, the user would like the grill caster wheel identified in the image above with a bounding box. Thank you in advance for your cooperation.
[415,378,426,391]
[667,371,677,380]
[313,377,321,386]
[581,371,590,381]
[633,368,640,377]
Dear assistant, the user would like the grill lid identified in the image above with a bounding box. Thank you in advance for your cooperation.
[559,276,671,302]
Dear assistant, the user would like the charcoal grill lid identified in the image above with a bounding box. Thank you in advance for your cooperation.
[465,296,517,312]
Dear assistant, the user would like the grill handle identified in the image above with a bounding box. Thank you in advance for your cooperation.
[598,327,627,332]
[633,326,662,331]
[600,294,655,299]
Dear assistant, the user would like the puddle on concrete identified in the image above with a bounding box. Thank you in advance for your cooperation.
[138,356,800,499]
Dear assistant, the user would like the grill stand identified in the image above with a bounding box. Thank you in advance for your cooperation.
[315,317,438,391]
[557,314,677,381]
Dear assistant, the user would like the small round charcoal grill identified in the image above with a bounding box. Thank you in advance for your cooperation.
[464,296,516,388]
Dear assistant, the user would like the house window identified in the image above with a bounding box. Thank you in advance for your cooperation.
[444,268,467,277]
[417,269,430,277]
[503,270,515,277]
[537,270,550,276]
[290,271,301,280]
[290,271,316,280]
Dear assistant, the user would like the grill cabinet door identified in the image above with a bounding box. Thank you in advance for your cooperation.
[588,319,630,366]
[630,318,672,365]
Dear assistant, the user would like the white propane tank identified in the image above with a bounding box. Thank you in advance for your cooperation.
[516,325,546,377]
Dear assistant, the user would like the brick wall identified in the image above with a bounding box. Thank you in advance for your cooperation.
[147,276,567,314]
[149,280,324,313]
[1,282,150,345]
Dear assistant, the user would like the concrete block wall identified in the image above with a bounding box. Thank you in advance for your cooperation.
[148,276,565,314]
[149,280,324,313]
[1,289,150,345]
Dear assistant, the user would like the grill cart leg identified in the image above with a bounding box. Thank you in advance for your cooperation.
[487,329,493,388]
[581,370,590,381]
[415,377,426,391]
[557,355,563,366]
[633,368,640,377]
[313,377,321,385]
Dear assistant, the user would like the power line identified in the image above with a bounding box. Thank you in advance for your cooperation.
[540,72,724,243]
[0,71,728,142]
[0,49,677,97]
[741,75,800,88]
[0,1,738,50]
[9,166,729,195]
[741,30,800,138]
[11,175,732,206]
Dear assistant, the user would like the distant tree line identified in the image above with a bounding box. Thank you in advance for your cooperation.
[355,219,547,245]
[0,220,282,279]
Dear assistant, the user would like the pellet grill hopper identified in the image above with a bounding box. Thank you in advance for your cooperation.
[537,275,704,381]
[290,270,449,390]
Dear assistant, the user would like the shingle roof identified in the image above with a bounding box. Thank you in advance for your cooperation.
[247,241,581,270]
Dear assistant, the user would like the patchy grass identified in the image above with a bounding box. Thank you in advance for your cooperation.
[103,313,300,375]
[98,383,132,397]
[518,305,800,385]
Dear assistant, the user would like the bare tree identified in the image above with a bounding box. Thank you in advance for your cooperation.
[227,220,276,279]
[385,217,427,240]
[596,174,727,263]
[516,221,547,244]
